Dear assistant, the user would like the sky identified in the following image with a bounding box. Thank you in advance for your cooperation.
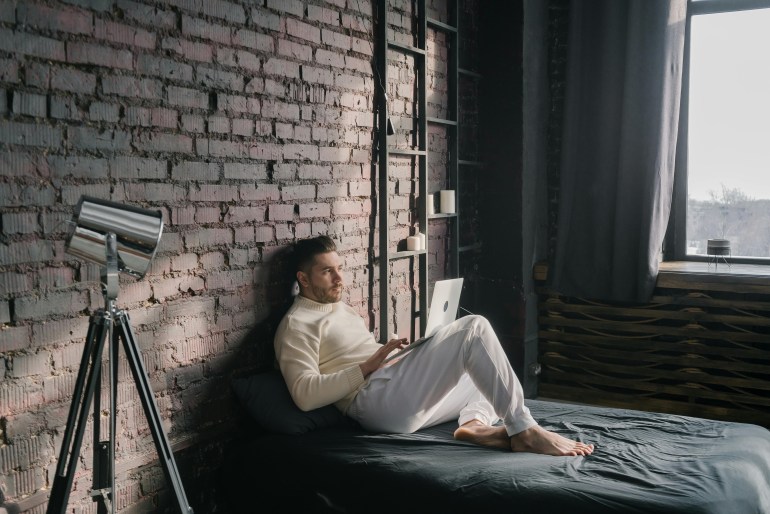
[687,7,770,201]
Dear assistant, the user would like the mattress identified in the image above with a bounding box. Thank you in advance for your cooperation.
[222,399,770,513]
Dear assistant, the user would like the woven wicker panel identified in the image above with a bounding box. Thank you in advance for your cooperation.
[536,267,770,428]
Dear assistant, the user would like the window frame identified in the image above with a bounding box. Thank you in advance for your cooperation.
[665,0,770,264]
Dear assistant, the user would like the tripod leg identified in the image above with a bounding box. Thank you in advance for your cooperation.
[114,310,194,514]
[46,311,110,514]
[108,318,119,512]
[91,319,119,514]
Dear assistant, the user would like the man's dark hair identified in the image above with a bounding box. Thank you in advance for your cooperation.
[293,235,337,273]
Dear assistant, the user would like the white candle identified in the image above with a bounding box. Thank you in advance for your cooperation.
[417,231,426,250]
[426,194,435,215]
[406,235,420,251]
[439,190,455,214]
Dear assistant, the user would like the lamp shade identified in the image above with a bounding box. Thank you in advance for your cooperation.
[65,196,163,278]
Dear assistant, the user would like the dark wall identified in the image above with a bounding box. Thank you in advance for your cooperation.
[479,2,524,284]
[478,0,525,375]
[477,0,550,397]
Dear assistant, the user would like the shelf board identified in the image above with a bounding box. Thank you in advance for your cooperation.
[459,242,483,253]
[459,159,484,167]
[388,148,427,156]
[427,116,457,126]
[387,40,426,56]
[385,250,427,260]
[429,212,458,219]
[459,67,482,79]
[427,17,457,33]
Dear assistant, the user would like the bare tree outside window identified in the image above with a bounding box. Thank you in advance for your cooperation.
[687,185,770,258]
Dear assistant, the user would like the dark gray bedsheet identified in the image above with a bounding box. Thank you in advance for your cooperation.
[227,400,770,513]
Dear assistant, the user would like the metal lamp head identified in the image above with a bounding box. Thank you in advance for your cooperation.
[65,196,163,279]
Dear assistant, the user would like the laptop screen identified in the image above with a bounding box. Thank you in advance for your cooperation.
[423,278,464,337]
[383,277,465,364]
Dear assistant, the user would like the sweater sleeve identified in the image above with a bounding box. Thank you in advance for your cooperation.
[274,314,365,411]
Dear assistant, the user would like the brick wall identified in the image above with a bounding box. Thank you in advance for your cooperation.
[0,0,479,512]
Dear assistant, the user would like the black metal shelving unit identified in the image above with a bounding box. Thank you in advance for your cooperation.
[377,0,476,342]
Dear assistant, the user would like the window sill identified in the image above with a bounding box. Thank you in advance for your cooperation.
[658,261,770,290]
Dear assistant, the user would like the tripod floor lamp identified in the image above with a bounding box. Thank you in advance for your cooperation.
[46,196,193,514]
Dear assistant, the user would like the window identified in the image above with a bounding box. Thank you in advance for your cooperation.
[668,0,770,262]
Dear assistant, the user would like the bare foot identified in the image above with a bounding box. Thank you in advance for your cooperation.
[453,420,510,450]
[510,425,594,456]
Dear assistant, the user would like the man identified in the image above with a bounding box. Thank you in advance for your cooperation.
[274,235,594,456]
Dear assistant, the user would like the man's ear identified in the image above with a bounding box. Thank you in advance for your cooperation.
[296,270,309,288]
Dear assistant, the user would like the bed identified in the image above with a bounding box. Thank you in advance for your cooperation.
[222,370,770,513]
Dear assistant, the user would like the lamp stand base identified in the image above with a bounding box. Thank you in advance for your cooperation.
[707,254,731,271]
[46,307,193,514]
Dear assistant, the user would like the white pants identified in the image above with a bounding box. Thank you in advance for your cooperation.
[347,315,537,436]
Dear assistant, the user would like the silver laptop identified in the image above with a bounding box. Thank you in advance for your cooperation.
[384,277,464,362]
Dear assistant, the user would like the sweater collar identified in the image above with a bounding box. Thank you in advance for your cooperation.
[294,294,336,312]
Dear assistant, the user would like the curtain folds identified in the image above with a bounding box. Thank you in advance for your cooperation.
[549,0,687,303]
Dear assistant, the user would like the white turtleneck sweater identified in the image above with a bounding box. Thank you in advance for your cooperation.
[274,295,383,414]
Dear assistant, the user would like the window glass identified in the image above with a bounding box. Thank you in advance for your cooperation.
[686,8,770,258]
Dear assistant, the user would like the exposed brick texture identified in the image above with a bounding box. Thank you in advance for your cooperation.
[0,0,480,512]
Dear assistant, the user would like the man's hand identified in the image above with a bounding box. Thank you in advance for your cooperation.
[360,338,408,378]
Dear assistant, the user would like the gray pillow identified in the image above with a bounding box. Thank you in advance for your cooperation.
[231,369,346,435]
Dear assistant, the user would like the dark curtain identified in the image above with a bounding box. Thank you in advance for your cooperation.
[550,0,687,302]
